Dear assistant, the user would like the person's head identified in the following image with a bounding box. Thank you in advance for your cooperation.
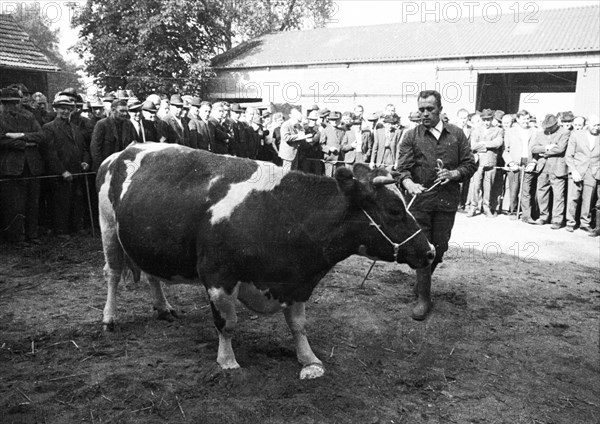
[31,92,47,111]
[515,110,530,129]
[222,102,230,119]
[573,116,586,131]
[353,105,364,118]
[141,100,158,121]
[417,90,442,129]
[52,95,75,120]
[169,95,184,118]
[456,108,469,127]
[385,104,396,115]
[542,114,559,135]
[559,111,574,131]
[245,106,257,122]
[289,108,303,123]
[128,102,142,122]
[199,101,212,121]
[210,102,225,120]
[501,114,514,130]
[480,108,494,129]
[272,112,284,126]
[306,110,319,127]
[587,114,599,136]
[468,112,481,129]
[230,103,244,121]
[113,99,129,121]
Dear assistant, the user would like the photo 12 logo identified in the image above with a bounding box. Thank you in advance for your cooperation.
[399,1,540,24]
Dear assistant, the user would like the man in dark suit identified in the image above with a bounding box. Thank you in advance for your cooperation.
[42,95,91,237]
[161,94,189,146]
[529,114,570,229]
[228,103,247,157]
[208,102,231,155]
[0,87,49,243]
[565,114,600,234]
[90,100,134,171]
[141,100,168,143]
[196,101,214,151]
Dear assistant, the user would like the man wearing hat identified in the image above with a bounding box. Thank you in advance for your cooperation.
[341,115,370,168]
[42,95,92,237]
[88,97,106,128]
[298,110,324,175]
[558,111,575,132]
[466,108,504,217]
[565,114,599,234]
[90,99,134,171]
[371,114,401,170]
[396,90,476,321]
[528,114,570,228]
[127,99,147,143]
[316,109,341,177]
[161,94,189,147]
[186,97,203,149]
[31,92,54,126]
[228,103,247,157]
[0,87,50,243]
[58,88,93,146]
[279,108,313,174]
[208,102,232,155]
[141,100,168,143]
[102,93,116,117]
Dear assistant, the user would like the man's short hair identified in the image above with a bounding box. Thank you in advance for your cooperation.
[457,108,469,116]
[272,112,283,121]
[574,115,586,123]
[418,90,442,108]
[212,101,223,109]
[385,103,395,109]
[516,109,530,118]
[200,101,212,108]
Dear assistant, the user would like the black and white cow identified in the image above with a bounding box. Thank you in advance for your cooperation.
[97,143,435,379]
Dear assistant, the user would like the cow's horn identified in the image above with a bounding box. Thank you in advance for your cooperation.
[372,176,397,187]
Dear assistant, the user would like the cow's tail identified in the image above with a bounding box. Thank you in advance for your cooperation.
[121,253,142,285]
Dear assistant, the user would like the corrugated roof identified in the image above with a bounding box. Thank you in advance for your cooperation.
[213,5,600,69]
[0,14,60,72]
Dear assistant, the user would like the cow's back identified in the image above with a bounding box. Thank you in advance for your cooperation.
[100,143,261,280]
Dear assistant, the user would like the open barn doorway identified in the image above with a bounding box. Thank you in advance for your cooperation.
[476,71,577,114]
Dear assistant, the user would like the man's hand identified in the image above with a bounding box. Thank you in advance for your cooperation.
[402,178,425,195]
[62,171,73,181]
[571,169,582,183]
[508,162,520,172]
[545,143,557,152]
[435,168,461,185]
[474,143,487,153]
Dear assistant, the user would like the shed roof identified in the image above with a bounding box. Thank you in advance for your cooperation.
[213,5,600,69]
[0,14,60,72]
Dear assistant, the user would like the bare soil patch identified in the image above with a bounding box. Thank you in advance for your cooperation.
[1,214,598,423]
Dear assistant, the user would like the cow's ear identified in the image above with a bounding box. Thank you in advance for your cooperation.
[352,163,372,185]
[334,167,360,199]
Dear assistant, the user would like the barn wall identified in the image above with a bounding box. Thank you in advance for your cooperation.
[0,68,48,96]
[211,52,599,121]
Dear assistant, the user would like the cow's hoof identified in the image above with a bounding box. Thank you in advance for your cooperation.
[411,300,433,321]
[103,321,115,332]
[219,361,241,370]
[300,363,325,380]
[156,309,178,322]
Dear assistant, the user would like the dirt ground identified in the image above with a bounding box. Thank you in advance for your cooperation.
[1,213,598,424]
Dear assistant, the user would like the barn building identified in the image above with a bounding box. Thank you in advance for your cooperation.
[0,14,60,99]
[209,5,600,120]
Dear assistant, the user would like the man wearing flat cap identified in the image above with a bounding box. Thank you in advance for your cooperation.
[341,115,370,168]
[42,94,92,237]
[228,103,247,157]
[299,110,324,175]
[0,87,50,244]
[466,108,504,217]
[558,111,575,132]
[208,102,233,155]
[528,114,570,228]
[317,109,342,177]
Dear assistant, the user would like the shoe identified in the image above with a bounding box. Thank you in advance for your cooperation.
[483,208,497,218]
[509,214,518,221]
[466,209,476,218]
[588,228,600,237]
[527,218,546,225]
[551,223,564,230]
[565,226,575,233]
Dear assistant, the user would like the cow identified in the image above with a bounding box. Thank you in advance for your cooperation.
[97,143,435,379]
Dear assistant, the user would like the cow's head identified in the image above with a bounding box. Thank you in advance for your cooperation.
[335,164,435,269]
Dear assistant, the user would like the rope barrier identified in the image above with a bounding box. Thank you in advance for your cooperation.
[0,172,96,183]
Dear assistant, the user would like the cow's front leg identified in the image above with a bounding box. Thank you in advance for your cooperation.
[207,285,240,370]
[284,302,325,379]
[146,274,178,321]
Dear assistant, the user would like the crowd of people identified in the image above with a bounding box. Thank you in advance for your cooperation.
[1,82,598,246]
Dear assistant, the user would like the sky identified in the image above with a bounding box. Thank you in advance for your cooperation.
[1,0,598,66]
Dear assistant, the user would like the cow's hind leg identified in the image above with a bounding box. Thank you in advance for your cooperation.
[101,225,124,331]
[207,285,240,370]
[146,275,178,321]
[284,302,325,379]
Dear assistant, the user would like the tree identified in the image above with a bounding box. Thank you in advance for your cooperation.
[72,0,333,96]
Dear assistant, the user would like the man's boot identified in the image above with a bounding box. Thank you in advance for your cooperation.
[412,267,433,321]
[589,209,600,237]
